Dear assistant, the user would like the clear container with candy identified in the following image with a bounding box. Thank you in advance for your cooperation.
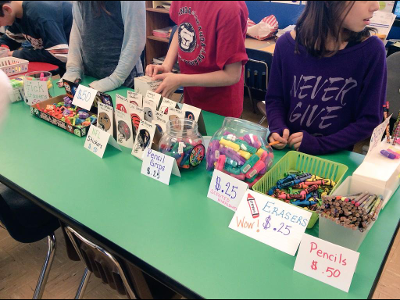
[206,118,274,187]
[159,118,206,170]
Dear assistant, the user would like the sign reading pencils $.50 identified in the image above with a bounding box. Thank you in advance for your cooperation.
[294,234,360,293]
[229,191,312,256]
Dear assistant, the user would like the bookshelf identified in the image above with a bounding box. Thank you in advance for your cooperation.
[145,1,173,66]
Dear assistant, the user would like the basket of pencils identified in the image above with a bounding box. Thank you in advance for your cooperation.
[317,176,384,251]
[252,151,348,229]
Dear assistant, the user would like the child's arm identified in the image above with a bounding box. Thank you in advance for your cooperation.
[146,30,179,77]
[265,39,291,149]
[62,4,84,83]
[89,2,146,92]
[153,61,242,98]
[0,25,23,51]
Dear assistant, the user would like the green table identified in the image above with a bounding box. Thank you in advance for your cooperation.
[0,78,399,299]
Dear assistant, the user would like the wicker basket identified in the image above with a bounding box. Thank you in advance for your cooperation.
[0,57,29,76]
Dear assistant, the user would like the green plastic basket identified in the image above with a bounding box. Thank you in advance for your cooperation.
[252,151,348,229]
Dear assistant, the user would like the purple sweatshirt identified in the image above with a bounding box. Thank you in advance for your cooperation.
[265,32,387,155]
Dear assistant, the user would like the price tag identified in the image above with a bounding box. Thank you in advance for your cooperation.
[294,234,360,293]
[141,148,181,185]
[229,191,312,256]
[72,85,97,110]
[23,80,49,105]
[84,125,121,158]
[207,170,248,212]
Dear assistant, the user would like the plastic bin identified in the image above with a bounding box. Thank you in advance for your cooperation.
[0,57,29,76]
[319,176,390,251]
[252,151,348,229]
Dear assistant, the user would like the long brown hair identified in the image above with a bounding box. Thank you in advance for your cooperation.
[295,1,375,58]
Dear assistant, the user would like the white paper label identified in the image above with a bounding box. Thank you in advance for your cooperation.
[24,80,49,105]
[84,125,121,158]
[131,120,156,160]
[115,110,134,148]
[294,234,360,293]
[127,91,143,107]
[207,170,248,212]
[229,191,312,256]
[97,102,114,135]
[72,85,97,110]
[141,149,181,185]
[181,103,202,122]
[116,94,129,113]
[158,97,177,114]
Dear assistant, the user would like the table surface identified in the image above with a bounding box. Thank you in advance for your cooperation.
[245,37,276,54]
[0,79,399,299]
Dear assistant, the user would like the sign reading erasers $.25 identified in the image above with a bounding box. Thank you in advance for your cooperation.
[72,85,97,111]
[229,191,312,256]
[294,234,360,293]
[84,125,121,158]
[207,170,248,212]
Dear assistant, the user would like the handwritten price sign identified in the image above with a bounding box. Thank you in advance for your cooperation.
[294,234,360,293]
[229,191,312,256]
[72,85,97,110]
[207,170,248,212]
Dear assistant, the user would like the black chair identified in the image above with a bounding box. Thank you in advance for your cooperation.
[0,186,60,299]
[63,225,182,299]
[245,48,273,113]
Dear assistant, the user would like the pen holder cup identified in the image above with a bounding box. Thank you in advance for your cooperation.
[319,176,391,251]
[23,71,54,105]
[206,117,273,186]
[252,151,348,229]
[159,118,206,170]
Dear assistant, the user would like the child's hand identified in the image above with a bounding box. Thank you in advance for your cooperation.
[269,129,290,150]
[154,73,182,98]
[288,132,303,151]
[145,64,168,77]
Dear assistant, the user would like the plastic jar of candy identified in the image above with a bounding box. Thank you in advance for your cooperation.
[159,118,206,170]
[206,118,274,187]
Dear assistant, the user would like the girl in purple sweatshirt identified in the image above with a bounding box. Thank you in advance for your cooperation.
[266,1,386,155]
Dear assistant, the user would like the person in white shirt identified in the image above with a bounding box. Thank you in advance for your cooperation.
[0,70,11,128]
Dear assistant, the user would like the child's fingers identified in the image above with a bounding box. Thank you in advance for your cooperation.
[271,132,287,144]
[282,129,290,141]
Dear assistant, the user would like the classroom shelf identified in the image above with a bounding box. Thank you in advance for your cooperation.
[147,36,169,43]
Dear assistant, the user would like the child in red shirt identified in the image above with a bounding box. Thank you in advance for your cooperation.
[146,1,248,118]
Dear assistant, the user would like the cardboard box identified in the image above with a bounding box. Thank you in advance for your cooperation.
[30,95,95,137]
[353,140,400,209]
[319,176,389,251]
[134,76,162,97]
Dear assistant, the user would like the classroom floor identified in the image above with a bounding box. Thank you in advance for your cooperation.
[0,94,399,299]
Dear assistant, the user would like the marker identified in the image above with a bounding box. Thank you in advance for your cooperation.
[269,141,280,146]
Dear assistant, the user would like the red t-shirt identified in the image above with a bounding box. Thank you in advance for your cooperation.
[170,1,249,118]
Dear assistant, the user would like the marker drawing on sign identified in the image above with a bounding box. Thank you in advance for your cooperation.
[247,193,260,218]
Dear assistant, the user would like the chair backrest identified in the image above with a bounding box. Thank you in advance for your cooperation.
[63,225,181,299]
[64,226,137,298]
[386,52,400,121]
[245,48,273,92]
